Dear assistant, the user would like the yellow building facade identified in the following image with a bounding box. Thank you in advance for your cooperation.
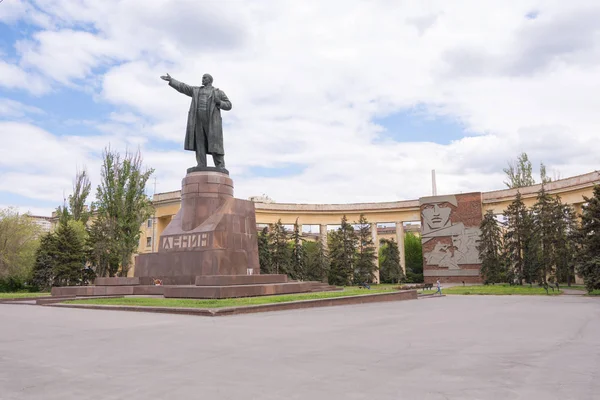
[136,171,600,280]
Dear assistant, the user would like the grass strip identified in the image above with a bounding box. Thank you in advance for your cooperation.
[442,284,561,296]
[0,292,50,299]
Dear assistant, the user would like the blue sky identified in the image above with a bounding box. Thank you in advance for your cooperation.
[373,107,469,145]
[1,1,599,215]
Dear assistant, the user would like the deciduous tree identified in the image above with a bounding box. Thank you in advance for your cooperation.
[0,207,40,287]
[503,152,535,189]
[91,148,154,277]
[404,232,423,283]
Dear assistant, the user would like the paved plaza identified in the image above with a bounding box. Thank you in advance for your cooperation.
[1,296,599,400]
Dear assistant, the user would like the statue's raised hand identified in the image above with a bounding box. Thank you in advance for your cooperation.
[160,73,172,82]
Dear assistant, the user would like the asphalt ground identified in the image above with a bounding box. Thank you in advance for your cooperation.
[1,295,598,400]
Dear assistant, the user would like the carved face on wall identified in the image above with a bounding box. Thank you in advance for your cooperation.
[422,202,452,231]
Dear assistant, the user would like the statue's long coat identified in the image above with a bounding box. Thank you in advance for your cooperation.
[169,79,232,155]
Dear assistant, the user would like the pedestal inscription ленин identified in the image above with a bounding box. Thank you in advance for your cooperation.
[134,171,260,284]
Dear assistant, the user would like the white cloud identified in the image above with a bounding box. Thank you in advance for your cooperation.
[1,0,600,212]
[0,98,44,118]
[0,61,49,95]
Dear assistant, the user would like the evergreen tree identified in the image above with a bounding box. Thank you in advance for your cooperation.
[31,233,58,291]
[477,210,505,284]
[328,215,356,286]
[532,184,556,284]
[553,201,579,285]
[503,152,535,188]
[268,219,290,275]
[52,220,87,286]
[379,238,403,283]
[289,219,306,280]
[354,215,377,284]
[304,240,329,282]
[92,148,154,277]
[257,227,272,274]
[404,232,423,283]
[577,185,600,292]
[503,192,532,284]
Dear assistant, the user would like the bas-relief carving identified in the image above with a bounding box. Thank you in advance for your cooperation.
[420,195,481,270]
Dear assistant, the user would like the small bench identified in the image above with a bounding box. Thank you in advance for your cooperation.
[423,283,433,290]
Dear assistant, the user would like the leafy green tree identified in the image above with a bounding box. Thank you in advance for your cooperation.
[289,219,306,280]
[577,185,600,292]
[328,215,356,286]
[91,148,154,277]
[0,207,41,288]
[379,238,403,284]
[257,227,272,274]
[503,152,535,188]
[354,215,377,284]
[70,168,92,224]
[304,240,329,282]
[404,232,423,283]
[268,219,290,275]
[55,169,92,225]
[540,162,552,185]
[477,210,505,284]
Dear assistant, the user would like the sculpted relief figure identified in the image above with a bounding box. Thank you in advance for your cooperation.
[160,73,232,171]
[420,195,481,269]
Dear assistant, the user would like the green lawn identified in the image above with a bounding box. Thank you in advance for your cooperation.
[0,292,50,299]
[66,285,401,309]
[441,284,561,296]
[586,290,600,296]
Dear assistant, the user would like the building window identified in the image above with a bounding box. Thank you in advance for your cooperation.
[147,218,153,228]
[146,237,152,247]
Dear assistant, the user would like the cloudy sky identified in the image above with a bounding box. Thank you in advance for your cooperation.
[1,0,599,216]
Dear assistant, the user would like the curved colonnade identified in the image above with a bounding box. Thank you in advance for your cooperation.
[141,171,600,281]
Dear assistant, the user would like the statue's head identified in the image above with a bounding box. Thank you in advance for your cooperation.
[202,74,213,86]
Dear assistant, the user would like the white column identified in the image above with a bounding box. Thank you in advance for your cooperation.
[396,222,406,274]
[319,224,328,248]
[371,223,380,283]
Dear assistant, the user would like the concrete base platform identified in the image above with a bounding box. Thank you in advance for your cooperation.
[164,281,313,299]
[195,274,288,286]
[51,285,165,297]
[51,275,340,299]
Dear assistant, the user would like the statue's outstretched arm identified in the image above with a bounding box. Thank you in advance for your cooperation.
[160,73,194,97]
[169,78,194,97]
